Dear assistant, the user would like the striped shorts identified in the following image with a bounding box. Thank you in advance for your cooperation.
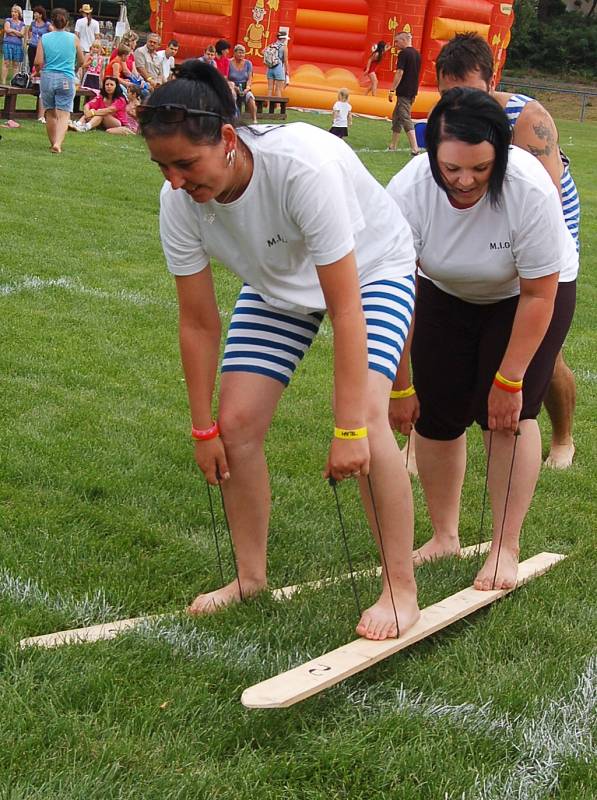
[222,276,415,385]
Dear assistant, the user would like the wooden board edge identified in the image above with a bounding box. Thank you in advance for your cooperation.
[17,541,496,650]
[241,552,566,709]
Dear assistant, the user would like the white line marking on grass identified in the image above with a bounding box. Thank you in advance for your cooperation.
[0,275,174,309]
[0,568,123,626]
[472,655,596,800]
[134,618,267,666]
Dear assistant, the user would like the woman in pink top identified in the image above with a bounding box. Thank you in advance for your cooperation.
[69,76,127,131]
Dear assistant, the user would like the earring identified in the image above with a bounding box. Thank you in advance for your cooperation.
[226,148,236,168]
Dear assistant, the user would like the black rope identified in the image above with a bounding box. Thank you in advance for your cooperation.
[206,481,225,584]
[492,429,520,590]
[216,469,244,602]
[476,430,493,577]
[328,477,362,619]
[366,474,400,637]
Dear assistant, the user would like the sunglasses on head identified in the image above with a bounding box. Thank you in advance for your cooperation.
[137,104,223,125]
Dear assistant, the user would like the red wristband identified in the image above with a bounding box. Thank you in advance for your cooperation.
[191,420,220,441]
[493,377,522,393]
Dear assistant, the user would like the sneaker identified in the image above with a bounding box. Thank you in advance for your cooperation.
[37,117,46,124]
[67,120,80,131]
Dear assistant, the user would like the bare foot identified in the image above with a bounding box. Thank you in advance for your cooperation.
[401,437,418,476]
[187,577,266,615]
[355,586,420,640]
[544,440,575,469]
[412,535,461,566]
[50,145,61,153]
[474,546,519,591]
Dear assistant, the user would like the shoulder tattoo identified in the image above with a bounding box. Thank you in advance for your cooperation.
[527,120,555,158]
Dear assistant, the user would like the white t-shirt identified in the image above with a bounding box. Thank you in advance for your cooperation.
[159,122,416,314]
[157,49,175,81]
[74,17,100,52]
[387,146,578,305]
[332,100,351,128]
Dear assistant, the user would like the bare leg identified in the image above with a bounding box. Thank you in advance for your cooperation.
[413,431,467,564]
[45,109,58,148]
[100,114,122,130]
[246,96,257,124]
[187,372,284,614]
[50,109,70,152]
[543,350,576,469]
[370,73,378,96]
[1,60,7,84]
[388,130,400,150]
[355,372,420,640]
[267,77,274,96]
[406,129,419,154]
[475,420,541,590]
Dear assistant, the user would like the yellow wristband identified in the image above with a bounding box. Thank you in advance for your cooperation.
[495,371,523,389]
[334,426,368,440]
[390,385,416,399]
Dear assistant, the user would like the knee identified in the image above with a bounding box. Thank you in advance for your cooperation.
[218,405,267,450]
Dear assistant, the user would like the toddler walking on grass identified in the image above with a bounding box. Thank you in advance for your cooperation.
[329,88,352,138]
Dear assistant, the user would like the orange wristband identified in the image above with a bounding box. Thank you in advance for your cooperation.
[191,421,220,441]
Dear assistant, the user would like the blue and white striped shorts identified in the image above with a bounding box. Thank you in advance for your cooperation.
[222,276,415,385]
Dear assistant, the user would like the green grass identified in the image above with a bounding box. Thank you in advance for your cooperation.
[0,112,595,799]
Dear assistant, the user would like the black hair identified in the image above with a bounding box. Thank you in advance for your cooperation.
[435,33,494,85]
[101,75,125,101]
[374,40,386,61]
[139,59,238,142]
[426,87,511,208]
[168,39,179,48]
[215,39,231,55]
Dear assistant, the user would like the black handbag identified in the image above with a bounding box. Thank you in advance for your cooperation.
[11,72,31,89]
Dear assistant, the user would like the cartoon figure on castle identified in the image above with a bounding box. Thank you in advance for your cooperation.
[245,2,266,55]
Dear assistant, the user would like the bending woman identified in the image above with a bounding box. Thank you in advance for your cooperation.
[363,41,387,97]
[139,60,420,641]
[387,88,578,591]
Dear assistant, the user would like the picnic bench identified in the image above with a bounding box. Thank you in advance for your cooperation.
[0,84,96,121]
[240,94,289,122]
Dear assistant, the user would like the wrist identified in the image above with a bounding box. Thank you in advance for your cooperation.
[390,385,415,399]
[334,426,368,441]
[191,420,220,441]
[493,371,523,393]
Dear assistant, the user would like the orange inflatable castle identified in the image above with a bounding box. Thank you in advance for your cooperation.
[150,0,514,118]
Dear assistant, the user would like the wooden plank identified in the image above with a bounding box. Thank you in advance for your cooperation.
[271,540,491,600]
[241,552,566,709]
[18,541,491,650]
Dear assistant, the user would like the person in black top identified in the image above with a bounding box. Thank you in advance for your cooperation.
[387,31,421,155]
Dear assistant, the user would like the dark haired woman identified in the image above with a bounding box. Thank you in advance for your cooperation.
[34,7,84,152]
[69,76,127,131]
[138,60,421,641]
[387,87,578,592]
[363,41,387,97]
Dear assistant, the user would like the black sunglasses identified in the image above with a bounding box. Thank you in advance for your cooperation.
[137,104,223,125]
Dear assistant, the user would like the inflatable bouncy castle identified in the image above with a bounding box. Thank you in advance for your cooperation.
[150,0,515,118]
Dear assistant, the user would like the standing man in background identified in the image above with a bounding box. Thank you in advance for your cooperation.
[74,4,99,55]
[387,31,421,156]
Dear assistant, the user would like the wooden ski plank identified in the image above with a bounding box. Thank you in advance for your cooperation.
[241,552,566,709]
[270,540,491,600]
[19,541,492,650]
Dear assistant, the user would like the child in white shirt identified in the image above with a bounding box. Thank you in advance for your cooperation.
[329,88,352,138]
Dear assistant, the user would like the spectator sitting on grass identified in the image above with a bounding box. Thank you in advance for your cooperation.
[69,75,127,131]
[106,83,141,135]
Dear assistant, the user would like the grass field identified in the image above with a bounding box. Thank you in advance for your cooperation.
[0,111,595,799]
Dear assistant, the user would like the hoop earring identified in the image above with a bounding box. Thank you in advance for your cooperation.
[226,149,236,168]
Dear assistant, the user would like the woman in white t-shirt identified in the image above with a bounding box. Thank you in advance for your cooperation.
[387,87,578,592]
[138,60,420,641]
[329,88,352,139]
